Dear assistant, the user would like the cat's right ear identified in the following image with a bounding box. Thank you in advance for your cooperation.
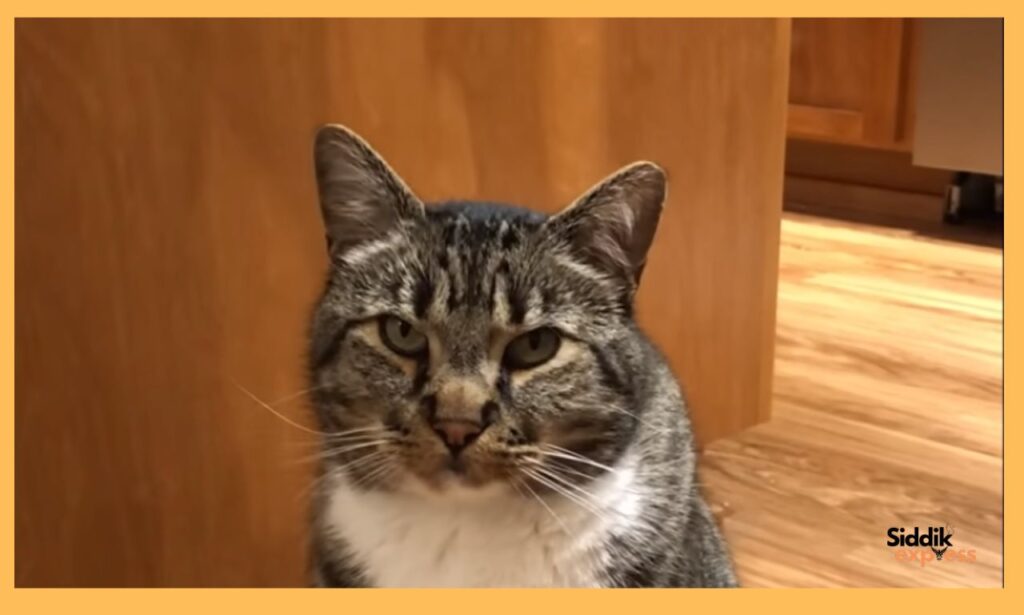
[313,124,425,257]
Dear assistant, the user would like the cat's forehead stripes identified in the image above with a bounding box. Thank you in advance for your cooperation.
[414,202,546,327]
[323,198,634,353]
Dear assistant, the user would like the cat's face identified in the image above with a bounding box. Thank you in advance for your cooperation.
[308,125,665,498]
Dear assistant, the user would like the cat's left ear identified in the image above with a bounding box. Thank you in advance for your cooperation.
[546,161,666,286]
[313,124,425,257]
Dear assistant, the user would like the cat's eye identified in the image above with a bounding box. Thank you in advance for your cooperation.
[503,327,561,370]
[379,316,428,357]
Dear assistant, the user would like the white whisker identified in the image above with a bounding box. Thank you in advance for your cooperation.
[231,379,327,436]
[544,459,601,482]
[323,425,391,440]
[519,477,570,536]
[539,446,619,475]
[533,465,603,505]
[332,450,390,474]
[356,461,398,487]
[524,469,610,524]
[267,383,332,407]
[305,440,392,463]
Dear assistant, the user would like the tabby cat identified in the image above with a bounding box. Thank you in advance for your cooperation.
[306,124,737,588]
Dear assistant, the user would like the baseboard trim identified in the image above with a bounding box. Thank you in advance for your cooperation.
[783,175,1002,248]
[784,175,945,226]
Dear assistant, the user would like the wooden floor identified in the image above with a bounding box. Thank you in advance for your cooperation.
[699,213,1003,588]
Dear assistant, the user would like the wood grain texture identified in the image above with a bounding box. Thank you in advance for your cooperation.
[787,105,863,142]
[788,18,916,149]
[702,213,1002,587]
[15,18,789,586]
[893,18,920,150]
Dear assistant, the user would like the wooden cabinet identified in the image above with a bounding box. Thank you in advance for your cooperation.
[788,18,917,150]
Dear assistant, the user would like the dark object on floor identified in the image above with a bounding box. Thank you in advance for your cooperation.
[944,172,1003,227]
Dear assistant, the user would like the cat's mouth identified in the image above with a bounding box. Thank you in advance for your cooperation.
[444,454,469,476]
[421,457,491,490]
[403,445,519,495]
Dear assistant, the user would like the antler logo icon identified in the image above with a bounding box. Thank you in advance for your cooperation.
[931,524,954,560]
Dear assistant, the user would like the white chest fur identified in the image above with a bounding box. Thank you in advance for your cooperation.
[323,457,643,588]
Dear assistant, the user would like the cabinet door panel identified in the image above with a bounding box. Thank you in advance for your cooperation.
[788,18,914,149]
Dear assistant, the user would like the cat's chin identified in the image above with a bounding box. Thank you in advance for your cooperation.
[399,470,516,502]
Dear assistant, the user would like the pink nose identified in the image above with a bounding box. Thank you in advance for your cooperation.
[432,419,483,455]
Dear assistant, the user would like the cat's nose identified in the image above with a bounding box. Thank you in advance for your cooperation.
[431,419,484,456]
[425,380,498,456]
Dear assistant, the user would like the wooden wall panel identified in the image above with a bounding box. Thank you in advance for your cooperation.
[15,18,789,586]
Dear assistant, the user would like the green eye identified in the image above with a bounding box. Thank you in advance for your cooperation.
[503,327,561,370]
[379,316,428,357]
